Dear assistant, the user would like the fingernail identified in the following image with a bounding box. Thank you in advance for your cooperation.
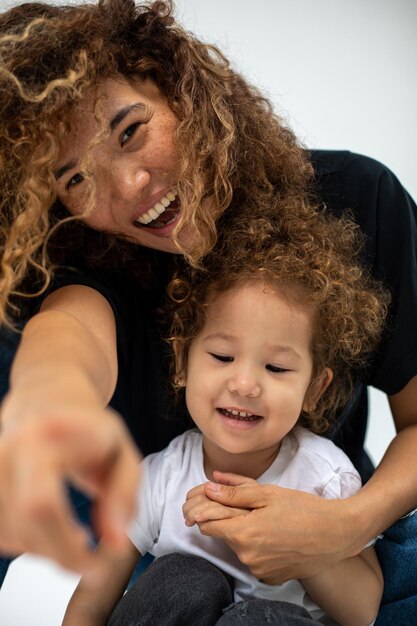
[206,482,221,492]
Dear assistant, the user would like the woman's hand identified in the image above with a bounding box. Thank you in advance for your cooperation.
[0,400,140,573]
[183,471,254,526]
[0,285,140,573]
[198,477,364,584]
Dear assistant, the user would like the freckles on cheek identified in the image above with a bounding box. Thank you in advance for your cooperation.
[64,190,103,225]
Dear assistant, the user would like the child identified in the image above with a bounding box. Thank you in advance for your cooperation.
[62,213,388,626]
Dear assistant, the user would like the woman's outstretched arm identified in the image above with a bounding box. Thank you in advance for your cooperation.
[0,284,141,572]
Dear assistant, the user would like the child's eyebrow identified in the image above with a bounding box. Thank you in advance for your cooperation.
[268,344,301,360]
[203,333,301,359]
[202,332,236,343]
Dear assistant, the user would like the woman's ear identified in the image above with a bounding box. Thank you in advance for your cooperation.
[302,368,333,413]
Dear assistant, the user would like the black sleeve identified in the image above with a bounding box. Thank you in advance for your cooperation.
[312,150,417,395]
[46,269,186,454]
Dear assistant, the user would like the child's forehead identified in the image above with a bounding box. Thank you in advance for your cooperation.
[206,277,312,311]
[202,279,315,331]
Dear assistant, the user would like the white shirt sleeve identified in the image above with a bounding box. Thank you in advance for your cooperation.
[321,470,362,499]
[128,454,162,555]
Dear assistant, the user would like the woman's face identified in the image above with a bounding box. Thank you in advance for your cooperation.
[54,77,184,254]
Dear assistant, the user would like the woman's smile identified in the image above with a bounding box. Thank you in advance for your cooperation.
[54,77,185,253]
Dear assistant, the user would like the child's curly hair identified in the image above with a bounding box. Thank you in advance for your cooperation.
[0,0,313,326]
[167,203,390,434]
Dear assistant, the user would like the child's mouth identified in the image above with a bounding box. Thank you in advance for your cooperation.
[218,408,262,422]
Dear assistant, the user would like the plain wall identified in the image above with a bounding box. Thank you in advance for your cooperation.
[0,1,415,624]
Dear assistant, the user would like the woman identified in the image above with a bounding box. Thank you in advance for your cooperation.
[0,0,416,619]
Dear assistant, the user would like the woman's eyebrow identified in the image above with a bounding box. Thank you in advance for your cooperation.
[109,102,147,131]
[54,159,77,181]
[54,103,147,180]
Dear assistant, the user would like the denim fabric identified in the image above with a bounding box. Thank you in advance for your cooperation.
[375,510,417,626]
[108,553,314,625]
[108,553,234,626]
[218,599,313,625]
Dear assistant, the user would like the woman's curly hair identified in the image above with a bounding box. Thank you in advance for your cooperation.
[167,204,390,434]
[0,0,313,326]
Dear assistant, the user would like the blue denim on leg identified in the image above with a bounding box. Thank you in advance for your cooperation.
[108,553,233,626]
[375,510,417,626]
[217,599,313,625]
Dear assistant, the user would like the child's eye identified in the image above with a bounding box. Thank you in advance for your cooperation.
[209,353,234,363]
[66,173,84,190]
[120,122,141,146]
[266,364,289,373]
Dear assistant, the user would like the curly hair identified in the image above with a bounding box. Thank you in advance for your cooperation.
[167,205,390,434]
[0,0,314,326]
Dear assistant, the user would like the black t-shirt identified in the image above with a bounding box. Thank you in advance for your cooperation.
[51,151,417,481]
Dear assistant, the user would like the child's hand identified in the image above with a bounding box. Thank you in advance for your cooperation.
[183,471,256,527]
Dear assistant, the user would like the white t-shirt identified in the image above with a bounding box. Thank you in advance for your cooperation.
[129,426,362,624]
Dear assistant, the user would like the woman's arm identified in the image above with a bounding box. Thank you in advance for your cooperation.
[0,285,141,571]
[62,540,140,626]
[301,547,383,626]
[195,376,417,583]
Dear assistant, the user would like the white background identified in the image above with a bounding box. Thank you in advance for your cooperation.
[0,0,415,624]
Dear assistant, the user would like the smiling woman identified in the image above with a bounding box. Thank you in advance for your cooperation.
[54,78,182,253]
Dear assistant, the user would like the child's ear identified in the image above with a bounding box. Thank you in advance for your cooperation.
[303,368,333,413]
[172,339,187,387]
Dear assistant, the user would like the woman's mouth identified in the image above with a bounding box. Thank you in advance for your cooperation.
[133,189,179,230]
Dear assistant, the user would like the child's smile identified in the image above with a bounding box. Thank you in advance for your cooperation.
[182,279,331,478]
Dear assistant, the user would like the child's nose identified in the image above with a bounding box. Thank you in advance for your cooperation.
[226,366,261,398]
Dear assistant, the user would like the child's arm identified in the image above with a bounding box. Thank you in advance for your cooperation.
[301,546,383,626]
[62,540,141,626]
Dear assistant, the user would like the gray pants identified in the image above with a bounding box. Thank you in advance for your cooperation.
[107,553,314,625]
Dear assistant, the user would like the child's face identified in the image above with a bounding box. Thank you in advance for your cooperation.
[184,280,330,458]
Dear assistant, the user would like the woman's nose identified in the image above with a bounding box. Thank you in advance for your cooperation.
[226,366,261,398]
[104,163,151,202]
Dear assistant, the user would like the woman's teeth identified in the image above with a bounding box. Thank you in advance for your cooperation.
[135,189,177,226]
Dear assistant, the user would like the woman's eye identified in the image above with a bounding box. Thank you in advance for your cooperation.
[121,122,141,146]
[266,364,289,373]
[209,353,234,363]
[66,173,84,190]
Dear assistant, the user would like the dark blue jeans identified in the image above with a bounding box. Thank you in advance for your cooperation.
[108,553,314,625]
[374,510,417,625]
